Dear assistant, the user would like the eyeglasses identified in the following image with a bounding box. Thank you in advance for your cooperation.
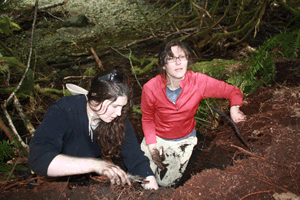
[97,70,129,84]
[165,55,187,63]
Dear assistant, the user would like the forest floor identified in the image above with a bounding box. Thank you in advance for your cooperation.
[1,59,300,200]
[1,1,300,200]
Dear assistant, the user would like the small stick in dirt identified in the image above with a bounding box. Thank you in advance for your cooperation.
[210,105,250,149]
[231,144,266,160]
[257,178,291,193]
[58,177,69,199]
[89,47,105,71]
[63,75,92,81]
[239,190,275,200]
[38,0,67,10]
[117,188,126,200]
[6,158,20,181]
[111,47,142,90]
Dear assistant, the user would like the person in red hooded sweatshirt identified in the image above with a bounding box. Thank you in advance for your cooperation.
[140,40,246,187]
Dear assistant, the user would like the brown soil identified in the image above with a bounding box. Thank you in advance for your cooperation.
[1,57,299,199]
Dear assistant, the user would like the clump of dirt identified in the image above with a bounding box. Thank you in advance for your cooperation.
[172,85,300,200]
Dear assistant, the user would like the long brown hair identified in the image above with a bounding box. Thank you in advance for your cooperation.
[87,69,132,160]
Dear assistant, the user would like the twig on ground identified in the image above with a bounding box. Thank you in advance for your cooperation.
[6,158,20,181]
[231,144,266,160]
[2,107,28,150]
[258,178,291,193]
[63,75,92,81]
[39,10,64,22]
[37,5,65,23]
[111,47,142,90]
[7,157,28,165]
[116,188,126,200]
[192,1,211,18]
[38,0,67,10]
[89,47,105,71]
[58,177,69,199]
[1,176,39,191]
[239,190,274,200]
[13,96,36,135]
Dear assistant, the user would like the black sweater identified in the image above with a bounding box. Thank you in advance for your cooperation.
[28,95,153,178]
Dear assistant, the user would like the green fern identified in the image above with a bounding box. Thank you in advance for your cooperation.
[0,163,28,181]
[292,30,300,59]
[262,29,300,60]
[228,29,299,94]
[0,140,15,163]
[0,15,21,35]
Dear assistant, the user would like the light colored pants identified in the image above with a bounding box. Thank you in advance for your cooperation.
[141,135,197,187]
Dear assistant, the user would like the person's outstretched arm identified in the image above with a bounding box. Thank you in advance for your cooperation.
[47,154,131,186]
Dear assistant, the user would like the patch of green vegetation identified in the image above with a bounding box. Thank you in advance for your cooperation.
[191,29,300,129]
[0,163,28,181]
[195,98,224,131]
[130,55,158,75]
[34,85,63,101]
[84,67,97,76]
[0,15,21,35]
[228,29,299,94]
[0,139,28,181]
[190,59,243,81]
[0,140,15,163]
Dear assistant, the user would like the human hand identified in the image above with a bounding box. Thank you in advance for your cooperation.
[230,106,246,123]
[93,159,131,186]
[142,175,159,190]
[148,144,168,170]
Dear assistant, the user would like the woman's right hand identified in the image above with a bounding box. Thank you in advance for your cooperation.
[93,159,131,186]
[142,175,159,190]
[47,155,130,186]
[148,144,168,170]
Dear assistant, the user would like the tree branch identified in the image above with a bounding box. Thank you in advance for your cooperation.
[2,0,39,151]
[89,47,105,71]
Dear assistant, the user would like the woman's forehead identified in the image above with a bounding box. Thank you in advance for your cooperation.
[168,45,185,55]
[112,96,128,106]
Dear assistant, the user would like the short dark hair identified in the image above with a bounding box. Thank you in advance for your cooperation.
[158,40,193,77]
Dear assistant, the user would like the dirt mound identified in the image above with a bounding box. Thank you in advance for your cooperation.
[172,85,300,200]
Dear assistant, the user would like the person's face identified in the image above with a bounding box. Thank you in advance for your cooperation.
[91,96,128,123]
[164,45,188,81]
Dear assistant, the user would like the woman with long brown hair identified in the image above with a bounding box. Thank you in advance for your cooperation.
[29,69,158,189]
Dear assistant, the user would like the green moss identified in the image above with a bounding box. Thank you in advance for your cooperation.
[83,67,97,76]
[130,55,158,75]
[190,59,243,81]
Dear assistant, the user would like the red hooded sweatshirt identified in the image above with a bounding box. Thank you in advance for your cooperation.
[141,71,243,145]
